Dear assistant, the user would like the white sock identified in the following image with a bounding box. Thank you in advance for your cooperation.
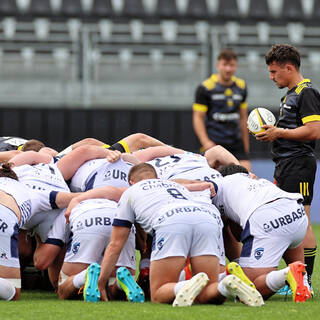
[178,269,186,281]
[266,267,289,292]
[174,280,189,296]
[217,280,230,298]
[139,258,150,270]
[72,269,87,289]
[0,278,16,301]
[219,271,226,282]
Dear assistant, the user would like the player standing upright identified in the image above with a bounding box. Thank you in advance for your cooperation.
[257,44,320,292]
[192,48,250,171]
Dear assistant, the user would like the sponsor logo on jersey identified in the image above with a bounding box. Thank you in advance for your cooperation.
[72,242,80,254]
[254,248,264,260]
[268,207,305,230]
[103,170,127,182]
[157,237,164,251]
[83,217,112,227]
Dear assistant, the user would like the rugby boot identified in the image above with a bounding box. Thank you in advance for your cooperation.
[83,263,101,302]
[172,272,209,307]
[116,267,145,302]
[222,275,264,307]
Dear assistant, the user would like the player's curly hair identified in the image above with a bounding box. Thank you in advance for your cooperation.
[0,162,18,180]
[219,164,249,177]
[265,44,301,70]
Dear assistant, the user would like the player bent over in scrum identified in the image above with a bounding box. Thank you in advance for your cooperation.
[94,163,263,306]
[213,164,311,302]
[57,186,137,302]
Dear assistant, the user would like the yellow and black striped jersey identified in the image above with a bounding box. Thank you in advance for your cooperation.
[193,74,247,144]
[272,79,320,162]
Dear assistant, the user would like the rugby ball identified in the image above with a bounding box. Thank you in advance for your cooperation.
[247,107,276,135]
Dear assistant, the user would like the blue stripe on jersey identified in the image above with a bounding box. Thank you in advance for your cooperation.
[85,172,97,191]
[53,157,59,163]
[10,224,19,258]
[49,191,59,209]
[112,218,132,228]
[240,220,253,258]
[45,238,64,247]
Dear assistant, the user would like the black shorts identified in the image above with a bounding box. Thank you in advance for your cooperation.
[274,156,317,205]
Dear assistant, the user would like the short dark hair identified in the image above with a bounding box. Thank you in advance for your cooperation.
[218,48,237,61]
[265,44,301,70]
[0,162,18,180]
[219,164,249,177]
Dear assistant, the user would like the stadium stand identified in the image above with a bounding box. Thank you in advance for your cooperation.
[0,0,319,110]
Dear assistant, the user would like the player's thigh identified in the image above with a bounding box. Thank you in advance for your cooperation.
[61,262,90,276]
[190,255,220,283]
[242,266,276,282]
[150,256,186,294]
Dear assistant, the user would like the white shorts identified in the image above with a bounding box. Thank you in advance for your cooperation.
[151,206,223,262]
[239,198,308,268]
[64,207,136,270]
[0,205,20,268]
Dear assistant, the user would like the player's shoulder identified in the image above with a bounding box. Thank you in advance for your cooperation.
[232,76,246,89]
[294,79,312,95]
[201,74,219,90]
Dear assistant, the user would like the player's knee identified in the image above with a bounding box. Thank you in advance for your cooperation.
[33,256,49,270]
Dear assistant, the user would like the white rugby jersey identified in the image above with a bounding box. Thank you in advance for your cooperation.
[114,179,218,234]
[0,177,55,226]
[70,158,132,191]
[212,173,303,228]
[14,163,69,192]
[147,152,210,180]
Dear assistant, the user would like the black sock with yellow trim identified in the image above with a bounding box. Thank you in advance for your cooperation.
[304,247,317,287]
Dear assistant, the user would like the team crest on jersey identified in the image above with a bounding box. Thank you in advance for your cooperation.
[157,237,165,251]
[254,248,264,260]
[0,252,8,260]
[72,242,80,254]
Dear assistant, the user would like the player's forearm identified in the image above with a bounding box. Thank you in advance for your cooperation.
[277,123,320,141]
[192,113,213,147]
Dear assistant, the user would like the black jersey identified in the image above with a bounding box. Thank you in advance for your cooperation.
[272,79,320,162]
[0,136,27,151]
[193,74,247,145]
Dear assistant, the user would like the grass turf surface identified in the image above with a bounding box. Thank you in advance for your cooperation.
[0,224,319,320]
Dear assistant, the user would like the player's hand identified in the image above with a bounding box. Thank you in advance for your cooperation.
[202,140,216,152]
[255,125,279,142]
[106,150,121,163]
[98,277,109,302]
[64,197,80,223]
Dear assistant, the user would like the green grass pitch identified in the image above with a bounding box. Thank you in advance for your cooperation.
[1,225,319,320]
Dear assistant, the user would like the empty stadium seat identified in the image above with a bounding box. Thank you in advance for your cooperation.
[111,0,124,14]
[301,0,314,17]
[267,0,283,18]
[50,0,62,13]
[16,0,31,13]
[34,18,50,39]
[142,0,157,15]
[2,17,17,39]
